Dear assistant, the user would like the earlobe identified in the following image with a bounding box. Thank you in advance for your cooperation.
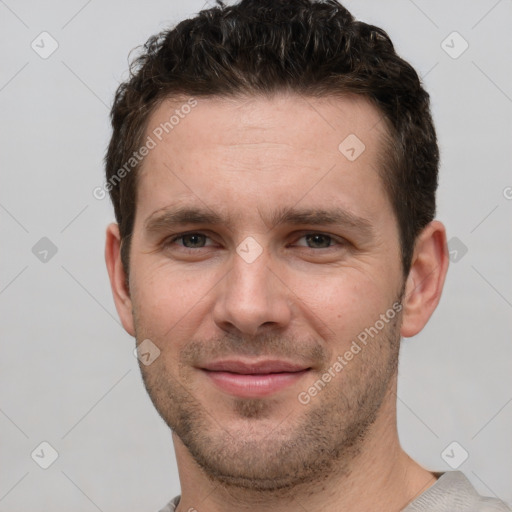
[105,223,135,337]
[400,220,449,338]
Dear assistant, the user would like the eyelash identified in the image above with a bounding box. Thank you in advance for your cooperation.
[163,231,345,251]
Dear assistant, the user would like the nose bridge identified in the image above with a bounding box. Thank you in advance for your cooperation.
[231,245,271,297]
[213,243,291,335]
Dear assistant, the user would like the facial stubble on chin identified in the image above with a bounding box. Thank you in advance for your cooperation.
[134,296,403,494]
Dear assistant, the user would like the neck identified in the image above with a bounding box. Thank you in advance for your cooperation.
[172,381,438,512]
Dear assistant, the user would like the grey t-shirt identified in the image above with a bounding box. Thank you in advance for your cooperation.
[158,471,512,512]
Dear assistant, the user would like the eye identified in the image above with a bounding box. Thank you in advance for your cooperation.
[167,232,214,249]
[294,233,341,249]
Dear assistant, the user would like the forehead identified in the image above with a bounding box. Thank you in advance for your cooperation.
[144,93,384,155]
[135,93,391,225]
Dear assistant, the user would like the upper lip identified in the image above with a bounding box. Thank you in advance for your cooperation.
[201,360,310,374]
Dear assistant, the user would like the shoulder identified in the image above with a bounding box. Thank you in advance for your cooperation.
[156,495,181,512]
[403,471,512,512]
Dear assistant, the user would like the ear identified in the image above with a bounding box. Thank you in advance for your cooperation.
[105,223,135,337]
[400,220,449,338]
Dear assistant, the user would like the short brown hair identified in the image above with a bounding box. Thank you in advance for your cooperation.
[105,0,439,278]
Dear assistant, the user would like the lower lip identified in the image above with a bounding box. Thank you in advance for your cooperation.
[202,369,310,398]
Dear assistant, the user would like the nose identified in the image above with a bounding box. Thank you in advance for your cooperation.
[212,249,292,337]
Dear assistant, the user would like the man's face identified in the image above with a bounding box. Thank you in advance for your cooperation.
[127,93,406,490]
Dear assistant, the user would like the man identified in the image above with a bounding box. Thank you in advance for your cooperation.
[103,1,511,511]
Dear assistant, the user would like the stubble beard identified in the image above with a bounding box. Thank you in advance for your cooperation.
[135,302,402,495]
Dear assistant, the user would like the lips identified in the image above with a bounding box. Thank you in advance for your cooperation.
[202,359,310,374]
[200,359,311,398]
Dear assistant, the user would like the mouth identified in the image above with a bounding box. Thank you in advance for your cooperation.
[199,360,312,398]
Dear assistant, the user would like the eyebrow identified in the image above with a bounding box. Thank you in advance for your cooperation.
[268,206,373,235]
[144,205,374,237]
[145,207,227,235]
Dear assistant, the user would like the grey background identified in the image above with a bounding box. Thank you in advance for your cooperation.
[1,0,511,510]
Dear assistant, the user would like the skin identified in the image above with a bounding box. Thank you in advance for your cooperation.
[105,93,449,512]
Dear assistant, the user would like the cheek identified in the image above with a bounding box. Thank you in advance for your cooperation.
[130,260,218,339]
[294,271,391,341]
